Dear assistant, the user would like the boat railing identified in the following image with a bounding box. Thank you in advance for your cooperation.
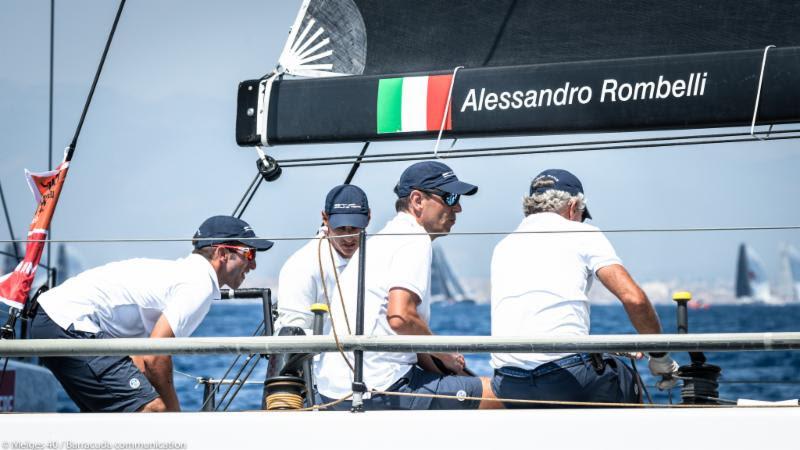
[2,332,800,358]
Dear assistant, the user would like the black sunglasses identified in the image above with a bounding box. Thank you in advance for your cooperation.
[413,187,460,206]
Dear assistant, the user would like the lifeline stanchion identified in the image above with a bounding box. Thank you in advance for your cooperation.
[350,229,367,412]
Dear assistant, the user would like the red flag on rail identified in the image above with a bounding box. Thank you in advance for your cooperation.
[0,162,70,309]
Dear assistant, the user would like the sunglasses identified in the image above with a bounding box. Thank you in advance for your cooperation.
[414,187,460,207]
[215,244,256,261]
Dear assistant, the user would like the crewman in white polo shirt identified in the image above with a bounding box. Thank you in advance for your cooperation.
[275,184,370,333]
[490,169,680,407]
[315,161,500,410]
[30,216,273,412]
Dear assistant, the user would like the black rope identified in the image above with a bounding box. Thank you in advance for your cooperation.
[64,0,126,162]
[200,320,265,411]
[0,180,20,261]
[235,177,263,220]
[220,355,263,411]
[343,142,370,185]
[277,128,800,168]
[231,173,261,217]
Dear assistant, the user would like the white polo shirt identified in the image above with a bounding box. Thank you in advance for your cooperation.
[275,230,348,333]
[37,254,219,338]
[490,212,622,370]
[314,212,432,399]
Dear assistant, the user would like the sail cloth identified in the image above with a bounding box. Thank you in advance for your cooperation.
[237,0,800,146]
[0,163,69,309]
[279,0,800,77]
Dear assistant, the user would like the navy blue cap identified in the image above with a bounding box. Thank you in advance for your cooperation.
[394,161,478,198]
[324,185,370,230]
[529,169,592,220]
[193,216,274,250]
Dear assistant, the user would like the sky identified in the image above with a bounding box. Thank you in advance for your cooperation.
[1,0,799,301]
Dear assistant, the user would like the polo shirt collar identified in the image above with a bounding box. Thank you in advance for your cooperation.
[393,211,426,233]
[187,253,221,297]
[522,211,567,227]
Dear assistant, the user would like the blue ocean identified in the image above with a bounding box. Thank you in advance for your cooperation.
[54,303,800,411]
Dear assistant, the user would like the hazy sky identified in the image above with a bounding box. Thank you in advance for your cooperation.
[2,0,799,296]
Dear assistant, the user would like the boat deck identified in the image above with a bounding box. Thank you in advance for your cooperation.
[4,407,799,449]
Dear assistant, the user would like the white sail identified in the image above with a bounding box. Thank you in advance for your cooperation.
[780,244,800,302]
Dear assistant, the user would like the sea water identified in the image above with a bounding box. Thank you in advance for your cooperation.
[55,303,800,411]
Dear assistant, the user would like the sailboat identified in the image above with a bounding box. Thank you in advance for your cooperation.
[430,245,475,305]
[1,0,800,446]
[780,244,800,302]
[735,243,777,304]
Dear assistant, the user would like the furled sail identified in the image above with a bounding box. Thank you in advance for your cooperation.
[735,243,774,303]
[237,0,800,146]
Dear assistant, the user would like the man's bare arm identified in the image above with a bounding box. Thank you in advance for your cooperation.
[387,288,466,374]
[596,264,662,334]
[386,287,434,336]
[132,315,181,411]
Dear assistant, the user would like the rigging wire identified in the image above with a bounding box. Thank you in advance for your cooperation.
[2,224,799,245]
[343,142,370,185]
[231,173,261,218]
[220,356,264,411]
[0,180,20,261]
[277,128,800,164]
[199,320,265,411]
[64,0,126,162]
[235,177,263,220]
[276,128,800,168]
[46,0,55,281]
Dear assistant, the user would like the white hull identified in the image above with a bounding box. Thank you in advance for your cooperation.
[3,407,799,450]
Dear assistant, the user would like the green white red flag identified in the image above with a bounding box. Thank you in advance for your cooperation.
[376,74,453,134]
[0,162,70,309]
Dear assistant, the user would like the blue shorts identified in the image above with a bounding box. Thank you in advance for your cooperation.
[491,353,642,408]
[319,365,483,410]
[29,308,159,412]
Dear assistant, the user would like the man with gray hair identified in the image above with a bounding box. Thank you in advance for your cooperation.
[489,168,678,407]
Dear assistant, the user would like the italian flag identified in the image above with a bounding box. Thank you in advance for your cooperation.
[376,75,453,134]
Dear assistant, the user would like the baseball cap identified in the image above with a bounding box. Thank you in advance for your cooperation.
[193,215,274,250]
[324,184,370,229]
[529,169,592,220]
[394,161,478,198]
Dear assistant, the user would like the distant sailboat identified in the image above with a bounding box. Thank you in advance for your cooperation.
[779,244,800,302]
[430,245,474,304]
[735,243,777,304]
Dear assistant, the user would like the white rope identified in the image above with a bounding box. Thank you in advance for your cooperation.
[750,45,776,141]
[433,66,464,158]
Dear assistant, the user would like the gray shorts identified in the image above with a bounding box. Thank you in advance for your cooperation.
[319,365,483,410]
[30,308,159,412]
[491,353,642,408]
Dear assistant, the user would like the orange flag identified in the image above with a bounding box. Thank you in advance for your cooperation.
[0,162,70,309]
